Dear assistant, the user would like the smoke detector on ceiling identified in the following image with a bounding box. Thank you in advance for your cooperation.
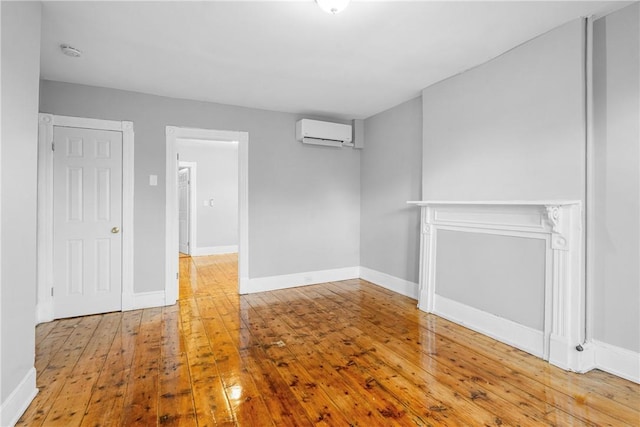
[60,44,82,58]
[316,0,350,14]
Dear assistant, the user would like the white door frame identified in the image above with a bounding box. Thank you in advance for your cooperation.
[165,126,249,303]
[37,114,135,322]
[178,161,197,255]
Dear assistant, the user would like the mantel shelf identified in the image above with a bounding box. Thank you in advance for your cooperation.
[407,200,581,207]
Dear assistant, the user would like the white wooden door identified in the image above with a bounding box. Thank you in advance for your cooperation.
[178,168,190,255]
[52,126,123,318]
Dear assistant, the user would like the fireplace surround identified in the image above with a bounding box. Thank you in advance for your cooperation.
[408,201,590,372]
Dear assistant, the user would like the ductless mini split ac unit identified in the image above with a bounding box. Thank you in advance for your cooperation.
[296,119,353,148]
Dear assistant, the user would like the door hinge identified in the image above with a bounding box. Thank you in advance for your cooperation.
[51,142,55,151]
[177,153,180,160]
[51,287,54,296]
[176,272,179,279]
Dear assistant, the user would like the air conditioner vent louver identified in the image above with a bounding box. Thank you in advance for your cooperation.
[296,119,352,147]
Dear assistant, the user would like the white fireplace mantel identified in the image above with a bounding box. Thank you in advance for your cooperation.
[408,200,590,373]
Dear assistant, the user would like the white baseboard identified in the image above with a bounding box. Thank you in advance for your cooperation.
[433,294,544,358]
[359,267,418,299]
[548,333,579,371]
[191,245,238,256]
[593,340,640,384]
[244,266,360,294]
[38,290,166,320]
[36,302,53,324]
[239,276,250,295]
[123,291,167,311]
[0,367,38,427]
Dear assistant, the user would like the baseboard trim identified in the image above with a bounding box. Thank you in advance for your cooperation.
[244,267,360,294]
[433,294,544,358]
[548,333,577,371]
[123,291,167,311]
[359,267,418,300]
[191,245,238,256]
[0,367,38,427]
[36,302,53,325]
[593,340,640,384]
[239,276,250,294]
[121,292,135,311]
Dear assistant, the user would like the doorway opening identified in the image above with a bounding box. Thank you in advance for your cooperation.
[178,166,191,256]
[165,126,248,304]
[176,140,239,296]
[178,162,196,257]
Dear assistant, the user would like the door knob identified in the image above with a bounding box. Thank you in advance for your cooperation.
[111,227,120,234]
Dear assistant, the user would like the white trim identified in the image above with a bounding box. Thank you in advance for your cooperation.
[548,333,592,372]
[47,114,124,131]
[121,121,135,311]
[245,267,359,294]
[191,245,238,256]
[434,295,545,358]
[408,200,581,206]
[123,291,166,311]
[36,114,134,323]
[166,126,249,303]
[36,115,54,322]
[570,340,597,374]
[36,301,54,324]
[178,161,197,255]
[359,267,418,300]
[238,132,249,293]
[592,340,640,384]
[0,367,38,427]
[411,201,585,372]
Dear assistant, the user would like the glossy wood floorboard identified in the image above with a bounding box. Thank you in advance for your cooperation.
[19,254,640,426]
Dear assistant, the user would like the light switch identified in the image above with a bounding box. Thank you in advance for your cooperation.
[149,175,158,186]
[209,199,215,207]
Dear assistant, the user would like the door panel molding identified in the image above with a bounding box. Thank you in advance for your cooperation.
[37,114,134,322]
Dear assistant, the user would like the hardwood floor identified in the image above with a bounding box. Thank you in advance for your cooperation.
[19,254,639,426]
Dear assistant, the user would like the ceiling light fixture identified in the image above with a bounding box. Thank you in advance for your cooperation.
[315,0,350,15]
[60,44,82,58]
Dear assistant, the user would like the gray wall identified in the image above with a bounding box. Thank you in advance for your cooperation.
[40,81,360,292]
[422,19,585,201]
[592,3,640,353]
[1,0,40,407]
[436,231,547,331]
[360,97,422,283]
[420,19,585,326]
[178,140,239,249]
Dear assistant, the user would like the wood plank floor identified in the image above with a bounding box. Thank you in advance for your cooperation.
[18,254,640,426]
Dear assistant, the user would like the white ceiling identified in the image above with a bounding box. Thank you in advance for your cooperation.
[40,1,626,119]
